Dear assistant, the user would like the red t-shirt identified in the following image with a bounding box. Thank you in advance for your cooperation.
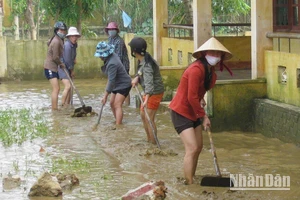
[169,60,217,121]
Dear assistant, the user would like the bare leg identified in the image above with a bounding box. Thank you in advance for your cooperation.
[113,93,126,125]
[124,93,130,106]
[180,127,203,184]
[110,93,116,119]
[140,110,151,141]
[192,125,203,177]
[49,78,60,110]
[61,79,71,106]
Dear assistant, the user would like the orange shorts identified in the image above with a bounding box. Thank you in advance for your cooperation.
[141,93,164,110]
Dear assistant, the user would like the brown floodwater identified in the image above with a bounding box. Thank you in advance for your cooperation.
[0,79,299,200]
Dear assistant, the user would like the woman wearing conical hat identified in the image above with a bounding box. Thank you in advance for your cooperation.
[169,37,232,184]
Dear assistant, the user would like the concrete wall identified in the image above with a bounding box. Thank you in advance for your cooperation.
[254,99,300,146]
[273,38,300,53]
[161,36,251,69]
[4,36,154,80]
[5,38,106,80]
[265,50,300,107]
[4,36,251,80]
[210,79,267,132]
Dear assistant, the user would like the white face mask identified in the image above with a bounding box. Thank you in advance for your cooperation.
[205,55,221,66]
[108,30,117,37]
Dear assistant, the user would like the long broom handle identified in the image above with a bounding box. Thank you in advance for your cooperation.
[135,86,161,149]
[96,103,104,125]
[207,127,222,176]
[62,67,85,106]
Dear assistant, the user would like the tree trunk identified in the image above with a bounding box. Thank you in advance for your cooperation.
[0,8,3,37]
[76,0,82,34]
[25,0,37,40]
[182,0,193,24]
[14,15,20,40]
[36,0,40,40]
[0,1,3,37]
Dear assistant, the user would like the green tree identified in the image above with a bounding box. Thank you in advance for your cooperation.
[9,0,27,40]
[169,0,250,24]
[25,0,37,40]
[41,0,101,34]
[101,0,153,34]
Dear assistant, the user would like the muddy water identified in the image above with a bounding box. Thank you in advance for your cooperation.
[0,79,299,200]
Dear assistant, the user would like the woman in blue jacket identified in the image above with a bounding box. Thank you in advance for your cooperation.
[94,41,132,125]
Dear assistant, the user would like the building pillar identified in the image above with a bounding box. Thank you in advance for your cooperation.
[153,0,168,64]
[0,36,7,78]
[251,0,273,79]
[193,0,212,50]
[0,0,3,36]
[124,33,136,76]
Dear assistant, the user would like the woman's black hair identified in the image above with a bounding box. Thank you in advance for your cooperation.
[139,52,159,70]
[199,57,212,91]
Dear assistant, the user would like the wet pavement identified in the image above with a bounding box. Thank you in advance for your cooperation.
[216,69,251,80]
[0,79,299,200]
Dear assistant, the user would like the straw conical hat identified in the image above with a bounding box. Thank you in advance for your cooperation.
[192,37,232,60]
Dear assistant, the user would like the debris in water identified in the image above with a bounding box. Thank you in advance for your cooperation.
[121,180,167,200]
[2,173,21,190]
[139,148,178,157]
[28,172,80,197]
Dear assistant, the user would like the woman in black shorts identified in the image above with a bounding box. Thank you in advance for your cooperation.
[94,41,132,125]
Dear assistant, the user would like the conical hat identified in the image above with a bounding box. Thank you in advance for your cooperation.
[192,37,232,60]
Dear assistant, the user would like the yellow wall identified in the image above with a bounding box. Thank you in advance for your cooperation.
[3,0,11,26]
[273,38,300,53]
[161,37,194,67]
[265,50,300,107]
[161,36,251,68]
[211,79,267,132]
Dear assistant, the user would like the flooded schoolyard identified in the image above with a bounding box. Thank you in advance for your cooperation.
[0,79,299,200]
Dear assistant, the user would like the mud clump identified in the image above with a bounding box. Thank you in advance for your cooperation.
[153,181,168,199]
[122,180,167,200]
[140,148,178,157]
[56,173,80,190]
[71,106,97,117]
[2,174,21,190]
[28,172,79,197]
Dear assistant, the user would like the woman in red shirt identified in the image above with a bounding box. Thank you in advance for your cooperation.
[169,37,232,184]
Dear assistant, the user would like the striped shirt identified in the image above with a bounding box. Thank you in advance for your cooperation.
[108,34,130,73]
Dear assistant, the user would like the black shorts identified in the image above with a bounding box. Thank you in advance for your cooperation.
[112,86,132,97]
[170,110,203,134]
[44,69,59,80]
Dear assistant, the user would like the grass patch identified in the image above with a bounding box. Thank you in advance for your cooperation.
[51,157,91,173]
[0,108,50,146]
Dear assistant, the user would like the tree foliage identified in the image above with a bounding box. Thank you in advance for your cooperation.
[40,0,101,32]
[5,0,251,39]
[100,0,153,34]
[10,0,27,15]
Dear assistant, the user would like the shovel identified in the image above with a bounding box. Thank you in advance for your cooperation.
[62,67,92,114]
[200,127,234,187]
[135,86,161,149]
[92,103,104,131]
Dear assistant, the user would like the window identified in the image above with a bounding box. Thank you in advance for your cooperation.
[273,0,300,32]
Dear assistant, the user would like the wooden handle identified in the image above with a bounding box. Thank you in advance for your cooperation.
[135,86,161,149]
[62,67,85,107]
[207,127,221,176]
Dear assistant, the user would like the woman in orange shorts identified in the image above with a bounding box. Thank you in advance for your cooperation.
[129,37,164,144]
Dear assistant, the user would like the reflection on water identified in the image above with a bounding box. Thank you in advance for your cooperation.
[0,80,299,200]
